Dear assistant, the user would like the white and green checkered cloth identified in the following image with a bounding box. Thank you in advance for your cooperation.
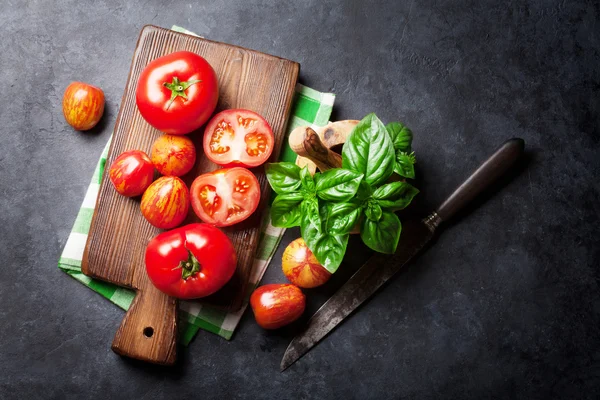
[58,29,335,344]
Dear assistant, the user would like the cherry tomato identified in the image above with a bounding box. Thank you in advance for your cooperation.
[203,109,274,167]
[136,51,219,135]
[250,284,305,329]
[62,82,105,131]
[145,223,237,299]
[282,238,331,288]
[151,134,196,177]
[141,176,189,229]
[190,167,261,227]
[109,150,155,197]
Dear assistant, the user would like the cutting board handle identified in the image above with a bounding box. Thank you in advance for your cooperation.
[111,285,178,366]
[436,138,525,222]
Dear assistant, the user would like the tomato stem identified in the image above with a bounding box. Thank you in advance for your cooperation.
[179,250,201,280]
[163,76,201,110]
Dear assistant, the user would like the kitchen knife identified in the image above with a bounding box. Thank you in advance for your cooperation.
[281,138,525,371]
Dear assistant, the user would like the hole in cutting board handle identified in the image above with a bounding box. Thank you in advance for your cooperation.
[143,327,154,338]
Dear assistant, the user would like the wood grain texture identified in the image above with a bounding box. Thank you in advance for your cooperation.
[81,25,299,365]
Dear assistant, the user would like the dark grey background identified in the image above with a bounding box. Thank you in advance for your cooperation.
[1,0,598,399]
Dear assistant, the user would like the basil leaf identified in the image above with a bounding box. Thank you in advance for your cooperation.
[342,113,395,187]
[301,216,347,273]
[300,165,316,193]
[355,179,373,202]
[300,203,349,273]
[270,192,304,227]
[265,162,302,194]
[386,122,413,153]
[326,202,361,235]
[312,233,348,273]
[372,181,419,211]
[394,152,416,179]
[365,200,382,221]
[302,196,322,233]
[315,168,363,202]
[360,211,402,254]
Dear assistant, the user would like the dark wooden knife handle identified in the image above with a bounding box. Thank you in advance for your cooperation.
[436,138,525,222]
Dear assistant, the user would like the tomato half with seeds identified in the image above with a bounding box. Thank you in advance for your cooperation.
[190,167,261,227]
[203,109,274,167]
[145,223,237,299]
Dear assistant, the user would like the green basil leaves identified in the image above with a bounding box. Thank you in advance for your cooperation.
[266,113,418,273]
[315,169,363,201]
[265,162,302,194]
[342,113,395,187]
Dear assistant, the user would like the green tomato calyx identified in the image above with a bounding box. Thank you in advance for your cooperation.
[163,76,201,109]
[179,249,201,280]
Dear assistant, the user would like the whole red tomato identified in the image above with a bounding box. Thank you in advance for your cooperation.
[136,51,219,135]
[140,176,189,229]
[151,134,196,176]
[250,284,306,329]
[62,82,105,131]
[190,167,261,227]
[145,223,237,299]
[203,109,274,167]
[109,150,155,197]
[282,238,331,288]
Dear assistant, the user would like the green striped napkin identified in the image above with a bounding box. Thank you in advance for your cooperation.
[58,30,334,344]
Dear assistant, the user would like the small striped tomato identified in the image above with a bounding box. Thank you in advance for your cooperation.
[282,238,331,288]
[250,284,305,329]
[141,176,189,229]
[62,82,105,131]
[151,134,196,177]
[109,150,155,197]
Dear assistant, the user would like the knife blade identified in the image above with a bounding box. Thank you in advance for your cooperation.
[281,138,525,371]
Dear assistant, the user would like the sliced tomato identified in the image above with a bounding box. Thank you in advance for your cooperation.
[190,167,261,227]
[203,109,274,167]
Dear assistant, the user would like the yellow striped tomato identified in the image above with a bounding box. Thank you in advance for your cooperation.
[151,134,196,177]
[109,150,155,197]
[250,284,306,329]
[62,82,105,131]
[282,238,331,288]
[141,176,189,229]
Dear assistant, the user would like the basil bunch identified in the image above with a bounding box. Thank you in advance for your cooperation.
[266,113,418,273]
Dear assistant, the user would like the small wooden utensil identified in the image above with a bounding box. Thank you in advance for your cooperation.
[289,120,358,173]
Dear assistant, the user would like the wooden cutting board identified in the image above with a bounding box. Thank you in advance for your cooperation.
[81,25,299,365]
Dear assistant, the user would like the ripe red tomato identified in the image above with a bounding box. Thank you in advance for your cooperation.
[141,176,189,229]
[151,134,196,177]
[145,223,237,299]
[203,109,274,167]
[250,284,306,329]
[62,82,105,131]
[190,167,261,227]
[282,238,331,288]
[109,150,155,197]
[136,51,218,135]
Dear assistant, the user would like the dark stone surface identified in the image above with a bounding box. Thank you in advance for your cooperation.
[0,0,598,398]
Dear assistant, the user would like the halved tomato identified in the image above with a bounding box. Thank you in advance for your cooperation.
[190,167,261,227]
[203,109,274,167]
